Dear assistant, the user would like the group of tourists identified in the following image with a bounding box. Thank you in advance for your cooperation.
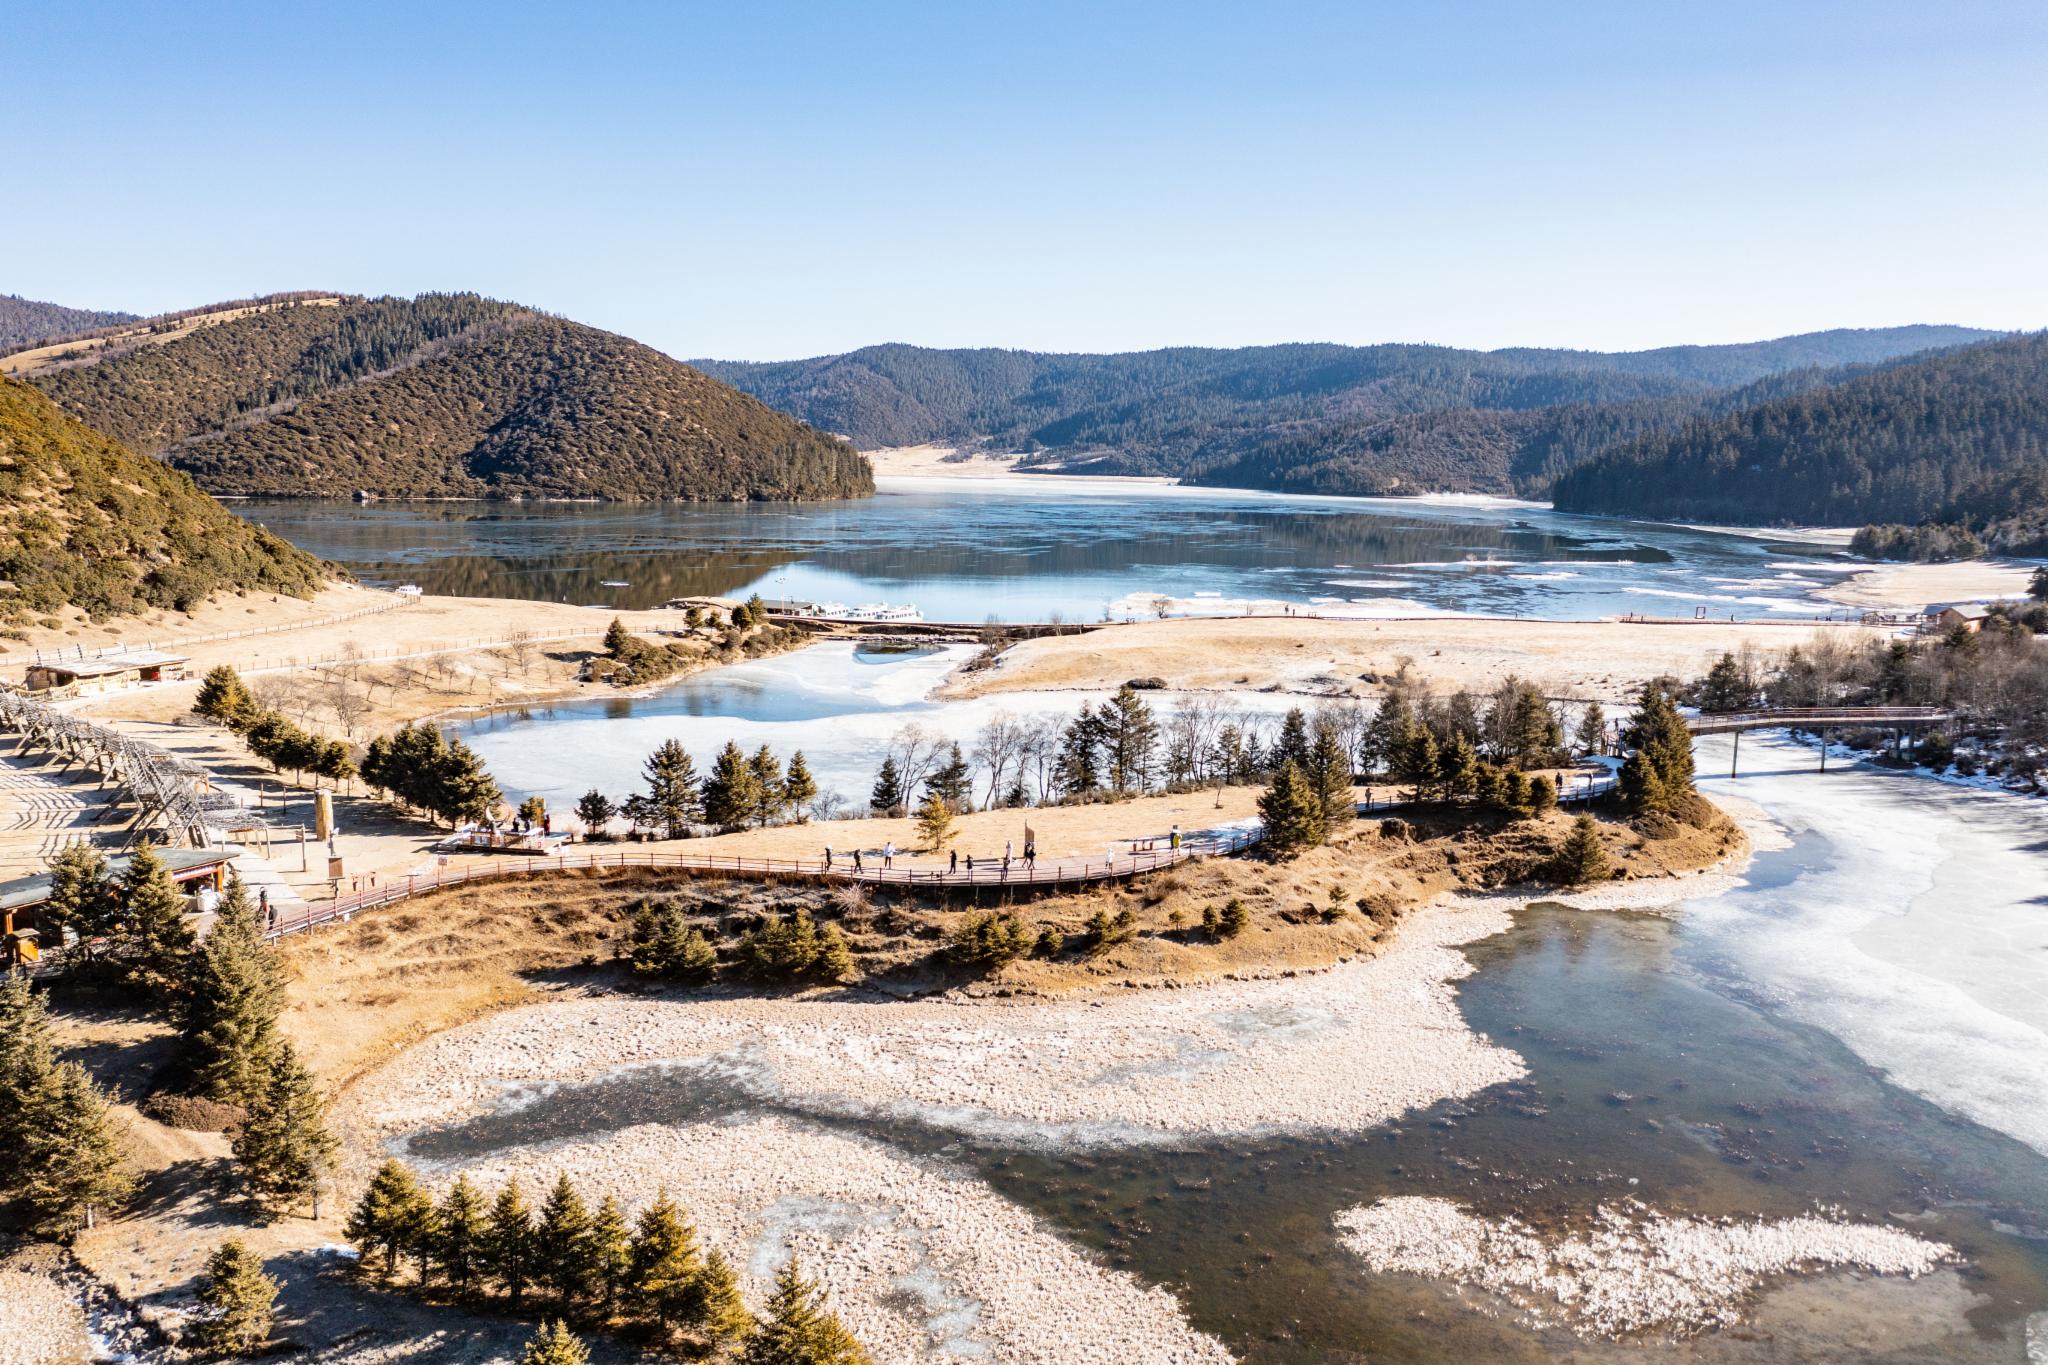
[820,836,1039,878]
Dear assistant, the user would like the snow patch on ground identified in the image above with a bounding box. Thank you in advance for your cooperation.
[1334,1196,1953,1338]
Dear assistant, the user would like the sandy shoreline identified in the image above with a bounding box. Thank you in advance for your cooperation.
[942,615,1888,704]
[1818,557,2037,611]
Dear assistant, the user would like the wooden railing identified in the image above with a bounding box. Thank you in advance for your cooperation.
[1685,706,1952,736]
[264,829,1264,941]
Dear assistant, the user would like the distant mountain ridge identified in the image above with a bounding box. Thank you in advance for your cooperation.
[695,326,1998,496]
[0,294,139,352]
[1552,331,2048,550]
[26,294,872,502]
[0,377,325,627]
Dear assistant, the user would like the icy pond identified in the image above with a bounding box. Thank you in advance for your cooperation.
[455,640,1303,813]
[247,477,1867,622]
[398,733,2048,1360]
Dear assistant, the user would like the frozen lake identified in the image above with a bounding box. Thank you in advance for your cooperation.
[246,477,1866,622]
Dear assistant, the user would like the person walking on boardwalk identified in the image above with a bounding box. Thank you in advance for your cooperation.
[1001,853,1010,879]
[1170,824,1181,850]
[824,846,834,870]
[1005,839,1013,863]
[949,849,958,873]
[852,848,863,873]
[1024,841,1036,870]
[882,841,895,869]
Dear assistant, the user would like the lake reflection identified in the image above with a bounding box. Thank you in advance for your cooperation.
[244,478,1858,622]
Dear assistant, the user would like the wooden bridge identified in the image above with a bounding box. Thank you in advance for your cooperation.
[1684,706,1953,776]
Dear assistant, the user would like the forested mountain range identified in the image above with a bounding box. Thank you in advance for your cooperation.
[20,294,871,502]
[0,378,325,627]
[0,294,138,352]
[695,326,1995,495]
[1552,332,2048,551]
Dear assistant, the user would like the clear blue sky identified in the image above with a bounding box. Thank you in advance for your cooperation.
[9,0,2046,360]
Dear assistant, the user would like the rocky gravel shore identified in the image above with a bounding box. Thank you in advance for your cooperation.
[416,1115,1235,1364]
[1334,1195,1955,1338]
[347,900,1526,1148]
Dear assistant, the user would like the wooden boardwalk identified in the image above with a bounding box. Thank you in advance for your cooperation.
[1684,706,1952,736]
[262,831,1262,940]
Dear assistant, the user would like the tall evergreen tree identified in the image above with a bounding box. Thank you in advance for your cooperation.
[1361,691,1417,777]
[177,875,282,1106]
[234,1041,338,1219]
[433,1174,490,1297]
[742,1256,871,1365]
[1436,733,1479,801]
[702,741,760,829]
[627,1190,702,1329]
[575,789,616,836]
[1257,760,1325,856]
[538,1173,598,1307]
[641,740,702,838]
[189,1238,277,1353]
[1055,704,1103,796]
[1620,683,1696,813]
[1274,707,1311,773]
[748,745,786,826]
[18,1060,134,1240]
[41,844,120,962]
[1305,718,1355,831]
[485,1180,538,1305]
[346,1159,436,1276]
[117,842,196,998]
[1393,725,1439,797]
[0,969,57,1175]
[781,751,818,821]
[193,664,258,729]
[867,756,903,815]
[1575,700,1607,757]
[589,1194,634,1318]
[1097,687,1160,794]
[190,1239,279,1356]
[924,743,972,809]
[690,1246,754,1348]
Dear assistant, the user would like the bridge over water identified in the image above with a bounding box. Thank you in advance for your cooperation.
[1684,706,1953,776]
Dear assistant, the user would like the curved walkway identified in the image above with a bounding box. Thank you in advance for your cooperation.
[264,834,1259,939]
[1684,706,1952,736]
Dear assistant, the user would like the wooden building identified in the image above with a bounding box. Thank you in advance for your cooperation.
[24,648,191,697]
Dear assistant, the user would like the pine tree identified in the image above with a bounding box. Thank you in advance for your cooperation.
[642,740,702,838]
[742,1256,871,1365]
[702,741,760,829]
[234,1041,338,1219]
[345,1159,435,1276]
[485,1180,538,1305]
[868,756,903,816]
[915,790,954,851]
[1527,774,1557,811]
[1575,700,1607,757]
[18,1060,134,1240]
[925,743,972,809]
[1554,813,1613,885]
[117,842,196,998]
[430,734,503,826]
[0,969,56,1176]
[814,923,855,982]
[1620,683,1695,812]
[1054,705,1102,796]
[190,1239,277,1356]
[1362,692,1417,777]
[1257,760,1325,856]
[1274,707,1311,773]
[194,665,257,729]
[781,751,818,821]
[748,745,786,826]
[1435,734,1478,801]
[576,789,616,836]
[1306,718,1355,831]
[1097,686,1160,794]
[1697,653,1751,714]
[538,1172,597,1307]
[433,1174,490,1297]
[519,1320,592,1365]
[41,844,120,961]
[1219,897,1250,938]
[178,875,282,1106]
[628,1190,702,1329]
[689,1245,753,1347]
[603,617,633,657]
[1393,726,1439,798]
[589,1194,634,1318]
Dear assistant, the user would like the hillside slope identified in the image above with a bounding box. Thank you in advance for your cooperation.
[1551,333,2048,544]
[696,326,1996,495]
[33,295,872,502]
[0,294,138,352]
[0,378,325,626]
